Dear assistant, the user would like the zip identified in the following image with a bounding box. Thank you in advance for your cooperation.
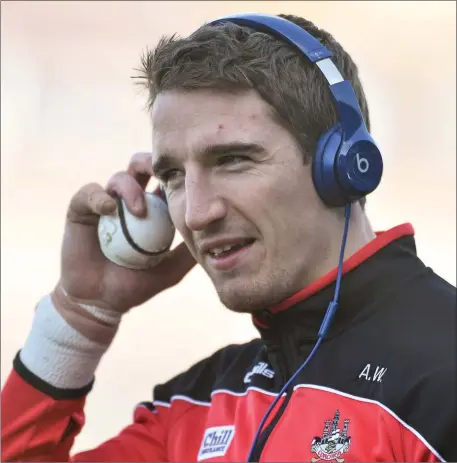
[249,344,294,461]
[248,385,294,461]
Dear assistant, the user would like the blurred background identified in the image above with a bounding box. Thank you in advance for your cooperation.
[1,0,455,453]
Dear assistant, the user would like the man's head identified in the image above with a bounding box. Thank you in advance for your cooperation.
[136,14,372,312]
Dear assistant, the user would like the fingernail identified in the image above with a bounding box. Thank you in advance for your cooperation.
[134,198,144,214]
[103,200,117,215]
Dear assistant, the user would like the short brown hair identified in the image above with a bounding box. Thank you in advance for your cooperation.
[135,14,370,208]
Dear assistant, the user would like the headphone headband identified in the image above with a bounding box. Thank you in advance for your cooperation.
[209,13,333,62]
[208,13,366,143]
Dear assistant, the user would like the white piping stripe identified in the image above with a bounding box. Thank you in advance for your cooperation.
[154,395,211,408]
[154,386,281,406]
[153,400,171,409]
[211,386,280,399]
[152,384,445,461]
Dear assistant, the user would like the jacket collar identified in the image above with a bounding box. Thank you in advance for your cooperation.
[252,223,421,342]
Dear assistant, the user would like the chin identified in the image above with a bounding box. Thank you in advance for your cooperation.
[217,291,263,314]
[214,277,287,314]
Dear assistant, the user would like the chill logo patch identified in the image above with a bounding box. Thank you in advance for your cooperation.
[311,410,351,462]
[197,425,235,461]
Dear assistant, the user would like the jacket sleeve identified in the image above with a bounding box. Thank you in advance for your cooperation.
[1,353,168,462]
[402,362,457,463]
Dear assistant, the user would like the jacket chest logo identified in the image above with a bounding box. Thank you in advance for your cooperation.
[244,361,275,384]
[311,410,351,462]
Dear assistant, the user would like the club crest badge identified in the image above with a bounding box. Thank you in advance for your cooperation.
[311,410,351,462]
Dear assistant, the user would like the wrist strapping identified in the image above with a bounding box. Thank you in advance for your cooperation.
[20,294,121,389]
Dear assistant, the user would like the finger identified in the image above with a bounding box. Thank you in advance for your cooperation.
[160,241,197,286]
[106,171,146,217]
[152,185,167,202]
[127,152,154,190]
[67,183,117,225]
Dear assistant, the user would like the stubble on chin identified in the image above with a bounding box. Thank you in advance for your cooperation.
[214,277,293,314]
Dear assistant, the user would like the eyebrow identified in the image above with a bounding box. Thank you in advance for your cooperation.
[152,142,266,176]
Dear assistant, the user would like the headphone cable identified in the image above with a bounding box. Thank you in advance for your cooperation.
[246,203,352,462]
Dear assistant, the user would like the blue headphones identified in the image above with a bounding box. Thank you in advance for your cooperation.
[207,13,383,207]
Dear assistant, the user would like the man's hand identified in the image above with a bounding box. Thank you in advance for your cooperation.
[16,153,194,387]
[57,152,196,315]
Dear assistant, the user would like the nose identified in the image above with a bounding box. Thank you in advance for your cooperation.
[184,174,227,231]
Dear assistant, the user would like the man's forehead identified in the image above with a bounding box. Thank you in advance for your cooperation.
[151,90,276,160]
[152,89,272,130]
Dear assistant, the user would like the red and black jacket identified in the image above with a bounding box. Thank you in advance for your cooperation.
[2,223,456,462]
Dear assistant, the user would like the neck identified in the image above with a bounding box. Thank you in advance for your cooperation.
[306,203,376,288]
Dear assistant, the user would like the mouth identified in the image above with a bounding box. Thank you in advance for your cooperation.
[207,239,255,257]
[205,238,256,270]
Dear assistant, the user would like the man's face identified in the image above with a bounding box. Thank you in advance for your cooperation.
[152,89,333,313]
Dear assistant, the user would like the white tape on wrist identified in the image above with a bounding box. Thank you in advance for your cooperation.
[59,286,122,326]
[20,294,121,389]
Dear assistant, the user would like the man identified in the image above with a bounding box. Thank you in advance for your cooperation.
[2,13,456,463]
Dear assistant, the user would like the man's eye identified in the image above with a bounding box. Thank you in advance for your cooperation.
[217,155,249,166]
[162,169,181,182]
[160,169,184,189]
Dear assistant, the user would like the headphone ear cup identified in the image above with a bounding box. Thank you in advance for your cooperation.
[312,124,347,207]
